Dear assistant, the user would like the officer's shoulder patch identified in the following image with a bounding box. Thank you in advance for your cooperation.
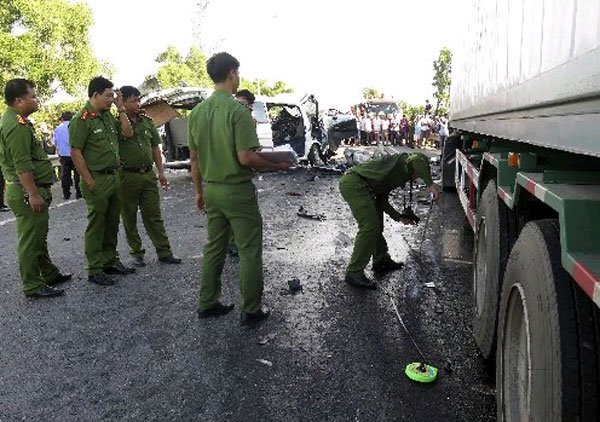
[16,115,29,126]
[81,110,97,121]
[139,111,153,122]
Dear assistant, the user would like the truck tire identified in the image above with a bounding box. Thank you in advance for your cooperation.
[441,132,459,192]
[496,220,600,421]
[472,180,510,361]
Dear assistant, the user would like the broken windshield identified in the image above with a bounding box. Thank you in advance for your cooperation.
[253,102,269,123]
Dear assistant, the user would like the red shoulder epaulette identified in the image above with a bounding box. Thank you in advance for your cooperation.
[81,110,97,121]
[139,111,153,121]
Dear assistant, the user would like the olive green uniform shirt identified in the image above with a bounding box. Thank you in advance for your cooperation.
[188,90,259,184]
[69,102,120,170]
[0,107,54,185]
[350,154,413,221]
[351,154,412,196]
[119,114,159,169]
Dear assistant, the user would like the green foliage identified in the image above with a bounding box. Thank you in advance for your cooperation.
[238,79,294,97]
[361,87,381,100]
[0,0,106,98]
[399,101,425,120]
[32,99,86,129]
[432,47,452,115]
[146,45,211,90]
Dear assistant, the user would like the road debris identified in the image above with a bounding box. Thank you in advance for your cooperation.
[287,278,303,293]
[257,359,273,367]
[280,278,303,296]
[297,206,326,221]
[286,191,303,197]
[257,334,277,346]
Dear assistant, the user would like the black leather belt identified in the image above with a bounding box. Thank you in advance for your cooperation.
[123,166,152,174]
[93,167,119,174]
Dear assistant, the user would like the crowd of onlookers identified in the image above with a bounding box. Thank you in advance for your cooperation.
[351,110,449,150]
[348,99,450,150]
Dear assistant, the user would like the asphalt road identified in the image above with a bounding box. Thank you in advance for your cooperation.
[0,154,496,421]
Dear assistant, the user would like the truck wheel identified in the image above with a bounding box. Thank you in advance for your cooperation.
[308,143,325,166]
[473,180,510,361]
[496,220,600,421]
[441,132,459,192]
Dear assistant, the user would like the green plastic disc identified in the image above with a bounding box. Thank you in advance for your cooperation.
[405,362,438,383]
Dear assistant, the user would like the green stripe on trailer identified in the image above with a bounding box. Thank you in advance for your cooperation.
[515,172,600,308]
[479,153,600,308]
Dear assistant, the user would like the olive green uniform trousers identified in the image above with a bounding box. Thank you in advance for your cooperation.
[200,181,263,313]
[339,172,393,276]
[80,172,121,276]
[6,184,59,294]
[119,171,172,259]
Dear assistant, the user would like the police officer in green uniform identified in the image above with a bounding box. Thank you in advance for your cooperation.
[189,52,292,325]
[118,85,181,267]
[339,152,439,289]
[69,77,136,286]
[0,79,71,298]
[227,89,257,257]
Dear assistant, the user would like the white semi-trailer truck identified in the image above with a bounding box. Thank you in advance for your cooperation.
[445,1,600,420]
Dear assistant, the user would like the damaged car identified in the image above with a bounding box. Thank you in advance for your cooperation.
[139,88,336,168]
[321,108,358,151]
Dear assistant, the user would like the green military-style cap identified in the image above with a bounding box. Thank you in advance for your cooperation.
[406,153,433,186]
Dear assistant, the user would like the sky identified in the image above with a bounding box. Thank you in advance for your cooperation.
[86,0,467,109]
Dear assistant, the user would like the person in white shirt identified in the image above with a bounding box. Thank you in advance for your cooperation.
[363,114,373,146]
[373,112,384,144]
[390,113,400,145]
[418,113,434,148]
[438,116,449,150]
[381,114,390,145]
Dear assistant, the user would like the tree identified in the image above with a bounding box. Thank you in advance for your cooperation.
[432,47,452,115]
[401,103,425,121]
[145,45,212,91]
[238,79,293,97]
[361,87,381,100]
[0,0,107,99]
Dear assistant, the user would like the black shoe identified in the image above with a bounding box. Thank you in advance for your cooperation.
[75,192,82,199]
[47,273,72,286]
[344,274,377,289]
[27,285,64,298]
[0,205,9,212]
[240,308,271,326]
[131,255,146,267]
[104,261,136,275]
[158,254,181,264]
[88,273,115,286]
[63,195,71,200]
[197,302,235,319]
[372,260,405,276]
[227,246,239,257]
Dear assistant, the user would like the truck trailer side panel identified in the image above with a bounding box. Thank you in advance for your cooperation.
[451,0,600,158]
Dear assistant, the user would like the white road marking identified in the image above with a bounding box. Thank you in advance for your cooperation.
[0,199,78,227]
